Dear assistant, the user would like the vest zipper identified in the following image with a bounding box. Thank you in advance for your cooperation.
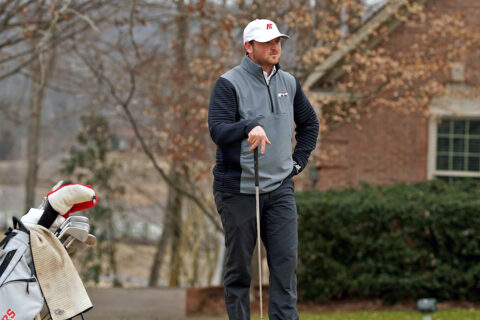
[263,68,278,113]
[267,85,274,113]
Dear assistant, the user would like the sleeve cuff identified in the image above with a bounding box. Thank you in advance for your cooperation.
[244,120,260,136]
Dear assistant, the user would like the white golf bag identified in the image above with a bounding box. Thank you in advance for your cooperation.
[0,183,96,320]
[0,217,44,320]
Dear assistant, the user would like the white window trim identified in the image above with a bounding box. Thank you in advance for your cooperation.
[428,91,480,179]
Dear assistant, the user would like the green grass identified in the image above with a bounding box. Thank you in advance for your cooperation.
[249,309,480,320]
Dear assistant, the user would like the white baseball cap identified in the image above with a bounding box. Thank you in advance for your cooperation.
[243,19,290,44]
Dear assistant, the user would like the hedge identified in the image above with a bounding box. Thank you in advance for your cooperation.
[296,179,480,303]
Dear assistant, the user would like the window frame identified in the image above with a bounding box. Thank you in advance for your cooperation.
[428,93,480,179]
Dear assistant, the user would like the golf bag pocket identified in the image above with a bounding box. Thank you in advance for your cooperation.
[0,218,44,320]
[0,278,43,320]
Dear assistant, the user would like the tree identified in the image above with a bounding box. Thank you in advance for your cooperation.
[0,1,109,82]
[24,48,56,210]
[2,1,115,210]
[72,0,225,287]
[62,113,124,287]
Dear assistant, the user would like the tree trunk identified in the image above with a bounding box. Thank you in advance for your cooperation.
[106,208,122,287]
[189,211,201,286]
[190,241,200,286]
[25,73,42,210]
[148,215,171,287]
[168,169,183,287]
[166,0,188,288]
[25,51,55,211]
[148,167,182,287]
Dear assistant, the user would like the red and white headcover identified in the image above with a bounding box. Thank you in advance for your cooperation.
[47,184,97,218]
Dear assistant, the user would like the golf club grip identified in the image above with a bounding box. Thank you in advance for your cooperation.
[254,148,259,187]
[37,202,60,229]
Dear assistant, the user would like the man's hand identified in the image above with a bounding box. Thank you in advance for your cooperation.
[248,126,271,154]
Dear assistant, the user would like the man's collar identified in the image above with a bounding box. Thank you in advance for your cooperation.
[263,65,276,78]
[241,55,281,78]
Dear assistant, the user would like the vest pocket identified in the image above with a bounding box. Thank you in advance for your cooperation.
[276,95,291,115]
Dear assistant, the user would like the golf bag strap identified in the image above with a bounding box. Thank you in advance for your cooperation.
[0,229,13,249]
[0,217,29,249]
[13,216,30,234]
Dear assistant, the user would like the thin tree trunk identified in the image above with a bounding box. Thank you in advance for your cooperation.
[106,208,121,287]
[148,218,171,287]
[191,241,200,286]
[25,72,42,210]
[25,51,55,211]
[148,167,181,287]
[168,169,183,287]
[189,210,201,286]
[166,0,188,288]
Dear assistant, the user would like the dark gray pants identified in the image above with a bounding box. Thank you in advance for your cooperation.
[214,178,298,320]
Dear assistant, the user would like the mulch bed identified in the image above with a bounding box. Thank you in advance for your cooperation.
[186,286,480,317]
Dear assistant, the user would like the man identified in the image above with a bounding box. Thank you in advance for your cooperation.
[208,19,319,320]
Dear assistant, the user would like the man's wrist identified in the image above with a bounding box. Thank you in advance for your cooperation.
[245,121,260,136]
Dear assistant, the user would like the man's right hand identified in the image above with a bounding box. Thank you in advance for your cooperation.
[248,126,271,154]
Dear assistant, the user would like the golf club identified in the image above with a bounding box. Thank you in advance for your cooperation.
[254,148,263,320]
[57,222,90,243]
[64,234,96,249]
[63,233,96,254]
[57,215,89,231]
[54,216,89,235]
[85,234,97,246]
[57,221,90,237]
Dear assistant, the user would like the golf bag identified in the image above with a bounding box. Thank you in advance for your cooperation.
[0,183,96,320]
[0,217,44,320]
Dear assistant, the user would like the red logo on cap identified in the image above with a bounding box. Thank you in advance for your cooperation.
[266,24,272,30]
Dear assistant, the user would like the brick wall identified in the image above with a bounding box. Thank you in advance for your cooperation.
[316,109,428,191]
[313,0,480,190]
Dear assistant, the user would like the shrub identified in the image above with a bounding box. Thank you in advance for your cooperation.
[296,179,480,303]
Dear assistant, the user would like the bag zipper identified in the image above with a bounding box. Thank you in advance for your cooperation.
[2,277,37,287]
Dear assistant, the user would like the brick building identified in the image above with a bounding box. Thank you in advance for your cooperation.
[305,0,480,191]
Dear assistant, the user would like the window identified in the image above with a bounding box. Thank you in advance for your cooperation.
[429,118,480,180]
[436,119,480,171]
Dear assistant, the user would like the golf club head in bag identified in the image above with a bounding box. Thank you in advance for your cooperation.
[65,234,97,255]
[56,216,89,231]
[58,222,90,243]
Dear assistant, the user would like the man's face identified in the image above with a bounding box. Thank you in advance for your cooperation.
[245,37,282,68]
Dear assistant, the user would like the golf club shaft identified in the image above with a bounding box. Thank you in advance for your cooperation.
[254,148,263,320]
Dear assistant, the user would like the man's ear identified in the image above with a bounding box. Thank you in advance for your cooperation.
[245,41,253,55]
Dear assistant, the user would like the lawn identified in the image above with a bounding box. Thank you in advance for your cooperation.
[249,309,480,320]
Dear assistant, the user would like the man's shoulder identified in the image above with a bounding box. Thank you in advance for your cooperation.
[276,69,298,94]
[277,69,296,84]
[220,65,244,82]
